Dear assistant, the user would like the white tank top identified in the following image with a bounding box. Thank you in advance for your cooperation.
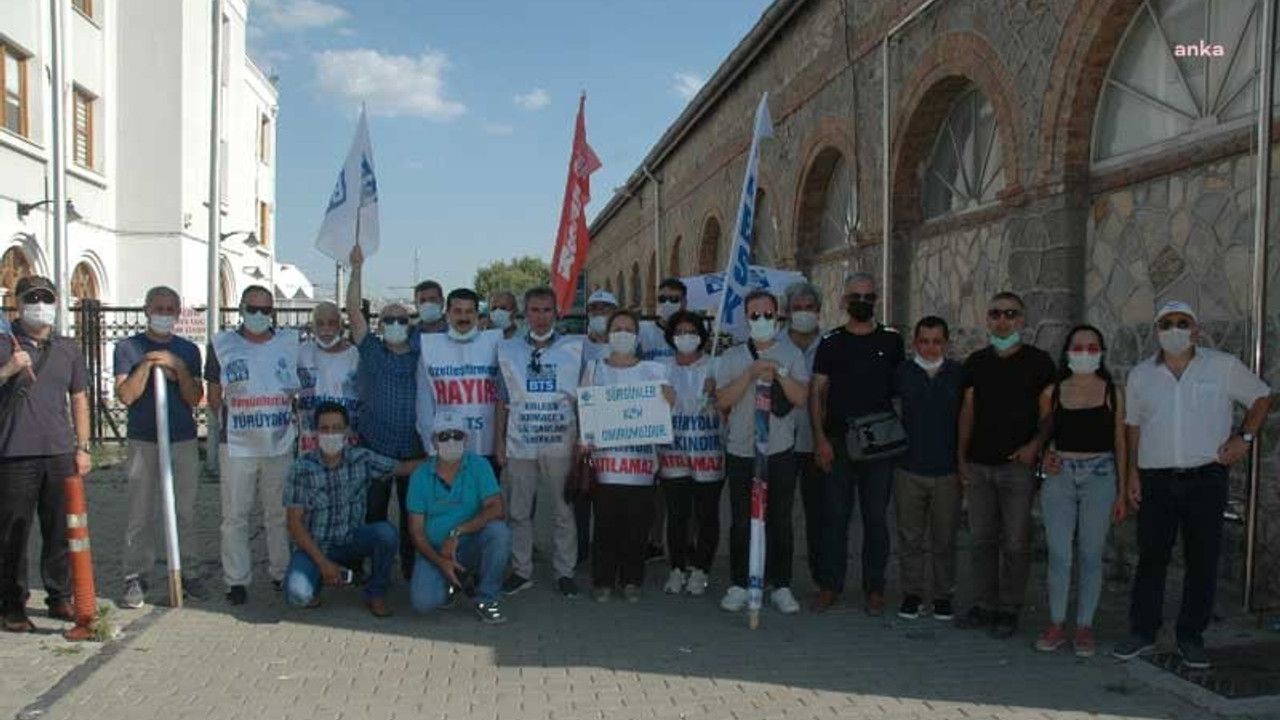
[421,329,502,456]
[214,329,300,458]
[296,342,360,453]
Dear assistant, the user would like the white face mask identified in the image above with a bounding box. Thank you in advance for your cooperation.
[673,333,701,356]
[658,301,681,322]
[1067,351,1102,375]
[242,310,272,334]
[789,311,819,334]
[609,331,638,356]
[418,302,443,324]
[317,432,346,456]
[530,327,555,343]
[21,302,57,328]
[914,355,944,372]
[490,309,512,331]
[315,334,341,349]
[588,315,610,336]
[437,439,465,462]
[383,322,409,345]
[749,318,777,343]
[1158,328,1193,355]
[448,325,479,343]
[148,314,177,336]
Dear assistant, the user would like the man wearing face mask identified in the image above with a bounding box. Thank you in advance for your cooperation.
[347,245,424,580]
[283,402,422,616]
[810,273,905,615]
[113,286,206,608]
[417,288,503,473]
[412,280,447,342]
[1112,301,1271,669]
[205,285,301,605]
[495,287,584,598]
[297,302,360,455]
[715,289,810,615]
[0,276,90,631]
[487,290,521,341]
[583,290,619,364]
[780,282,824,587]
[954,292,1055,638]
[639,278,687,362]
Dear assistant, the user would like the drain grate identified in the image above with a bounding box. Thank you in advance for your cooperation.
[1143,643,1280,699]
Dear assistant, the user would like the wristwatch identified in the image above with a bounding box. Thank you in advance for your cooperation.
[75,443,91,454]
[1240,431,1256,445]
[777,365,790,379]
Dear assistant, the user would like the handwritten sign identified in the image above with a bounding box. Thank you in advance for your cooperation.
[577,381,673,449]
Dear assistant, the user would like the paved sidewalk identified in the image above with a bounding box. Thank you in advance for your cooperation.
[4,454,1267,720]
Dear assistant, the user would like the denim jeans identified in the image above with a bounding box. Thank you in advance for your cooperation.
[967,462,1037,612]
[817,442,894,595]
[1041,455,1117,626]
[284,521,399,606]
[1129,463,1228,646]
[410,520,512,612]
[727,453,797,589]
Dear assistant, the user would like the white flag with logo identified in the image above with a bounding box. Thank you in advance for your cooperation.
[713,93,773,338]
[315,107,380,261]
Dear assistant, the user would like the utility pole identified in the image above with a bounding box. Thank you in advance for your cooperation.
[206,0,224,472]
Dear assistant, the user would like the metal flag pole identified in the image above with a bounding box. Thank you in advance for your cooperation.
[49,0,69,335]
[153,368,184,607]
[205,0,224,474]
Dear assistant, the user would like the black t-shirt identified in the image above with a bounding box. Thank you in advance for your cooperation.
[0,323,89,457]
[812,325,904,435]
[963,344,1056,465]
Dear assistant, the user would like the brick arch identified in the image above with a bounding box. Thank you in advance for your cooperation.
[791,119,857,274]
[669,234,683,278]
[891,31,1026,231]
[1035,0,1144,188]
[697,212,724,274]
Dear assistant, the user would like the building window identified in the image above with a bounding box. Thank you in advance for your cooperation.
[72,0,92,19]
[258,201,271,248]
[819,154,854,253]
[73,88,95,169]
[258,113,271,164]
[1095,0,1278,160]
[922,88,1005,220]
[1,44,28,138]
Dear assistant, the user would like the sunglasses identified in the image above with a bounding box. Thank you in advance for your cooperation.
[1157,318,1193,331]
[383,317,410,326]
[22,290,56,304]
[749,311,776,321]
[848,292,877,303]
[987,308,1022,320]
[244,305,274,315]
[658,295,682,304]
[435,430,465,442]
[528,347,544,375]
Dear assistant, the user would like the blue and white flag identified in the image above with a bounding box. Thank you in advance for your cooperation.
[315,107,380,262]
[713,93,773,338]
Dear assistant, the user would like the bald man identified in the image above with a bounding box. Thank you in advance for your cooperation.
[297,302,360,454]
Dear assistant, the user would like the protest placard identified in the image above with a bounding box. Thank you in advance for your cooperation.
[577,381,673,449]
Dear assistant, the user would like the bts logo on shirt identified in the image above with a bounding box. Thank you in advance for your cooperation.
[527,362,559,393]
[225,359,250,384]
[275,357,296,387]
[297,367,317,389]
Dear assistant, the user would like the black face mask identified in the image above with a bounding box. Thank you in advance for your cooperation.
[848,301,874,322]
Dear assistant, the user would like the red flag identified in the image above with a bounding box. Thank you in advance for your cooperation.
[550,94,601,312]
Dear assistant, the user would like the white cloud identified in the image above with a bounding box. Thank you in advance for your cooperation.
[483,122,514,137]
[253,0,348,33]
[313,48,466,121]
[673,72,706,100]
[513,88,551,111]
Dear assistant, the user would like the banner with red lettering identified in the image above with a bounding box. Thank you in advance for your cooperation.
[420,330,503,456]
[550,94,601,312]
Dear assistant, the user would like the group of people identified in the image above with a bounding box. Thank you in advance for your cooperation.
[0,258,1269,670]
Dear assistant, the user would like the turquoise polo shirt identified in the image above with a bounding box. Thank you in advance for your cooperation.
[405,452,500,548]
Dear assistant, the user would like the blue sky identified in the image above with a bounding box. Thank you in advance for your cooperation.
[247,0,774,300]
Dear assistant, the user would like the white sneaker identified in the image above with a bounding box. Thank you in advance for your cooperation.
[720,585,749,612]
[770,587,800,614]
[685,569,710,596]
[663,568,686,594]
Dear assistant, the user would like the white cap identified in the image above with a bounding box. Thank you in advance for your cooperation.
[432,411,467,436]
[1155,300,1197,323]
[587,290,619,307]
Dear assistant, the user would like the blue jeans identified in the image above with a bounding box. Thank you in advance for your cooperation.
[410,521,512,613]
[284,521,398,606]
[818,442,894,595]
[1041,455,1117,626]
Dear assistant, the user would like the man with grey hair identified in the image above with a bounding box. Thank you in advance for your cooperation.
[487,290,520,340]
[781,281,825,586]
[810,271,904,615]
[114,285,206,607]
[297,301,360,455]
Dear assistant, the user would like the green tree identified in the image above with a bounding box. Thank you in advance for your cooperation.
[474,256,551,300]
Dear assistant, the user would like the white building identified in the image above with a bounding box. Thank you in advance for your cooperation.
[0,0,311,318]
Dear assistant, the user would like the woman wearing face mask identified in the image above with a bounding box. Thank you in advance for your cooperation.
[1032,325,1127,658]
[656,311,724,597]
[580,310,675,603]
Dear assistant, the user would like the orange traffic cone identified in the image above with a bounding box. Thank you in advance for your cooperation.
[63,474,98,641]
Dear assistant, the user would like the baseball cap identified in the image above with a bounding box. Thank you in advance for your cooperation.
[433,411,467,436]
[587,290,619,307]
[1155,300,1197,323]
[15,276,56,298]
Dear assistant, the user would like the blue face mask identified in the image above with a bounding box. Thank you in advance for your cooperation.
[990,332,1021,352]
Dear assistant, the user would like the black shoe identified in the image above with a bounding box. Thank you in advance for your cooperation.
[501,574,533,596]
[1111,635,1156,661]
[556,577,580,598]
[226,585,247,605]
[990,611,1019,639]
[897,594,922,620]
[1178,640,1211,670]
[932,598,954,621]
[954,606,993,630]
[644,544,665,564]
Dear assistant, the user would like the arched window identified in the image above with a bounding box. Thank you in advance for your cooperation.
[70,261,99,304]
[698,217,722,273]
[1,246,32,307]
[819,155,854,253]
[630,262,642,310]
[922,88,1005,220]
[615,271,625,303]
[645,253,656,313]
[1096,0,1277,160]
[669,235,683,278]
[795,148,855,275]
[752,188,781,268]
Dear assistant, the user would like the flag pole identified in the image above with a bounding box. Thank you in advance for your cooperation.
[205,0,224,475]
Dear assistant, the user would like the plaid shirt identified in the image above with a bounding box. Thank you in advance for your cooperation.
[283,447,397,552]
[356,334,424,459]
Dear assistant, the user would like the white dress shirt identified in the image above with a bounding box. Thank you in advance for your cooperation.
[1125,347,1270,469]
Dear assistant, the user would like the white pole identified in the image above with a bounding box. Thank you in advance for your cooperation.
[206,0,224,474]
[153,368,184,607]
[49,0,69,335]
